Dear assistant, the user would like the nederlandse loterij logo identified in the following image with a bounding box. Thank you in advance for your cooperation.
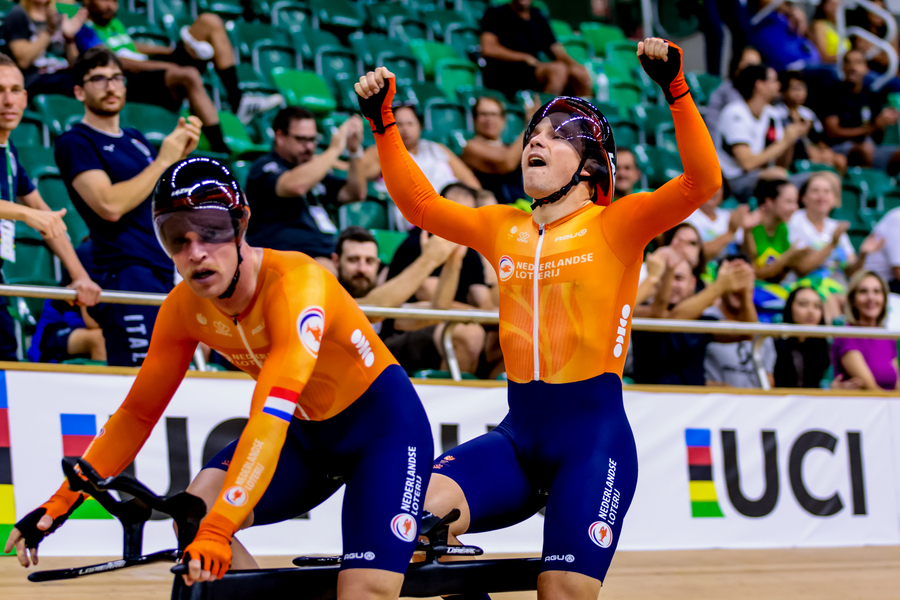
[685,428,724,518]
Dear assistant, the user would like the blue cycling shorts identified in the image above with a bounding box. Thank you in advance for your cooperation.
[432,372,638,582]
[206,364,433,574]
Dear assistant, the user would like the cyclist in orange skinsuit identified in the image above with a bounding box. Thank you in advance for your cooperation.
[5,158,433,600]
[356,38,720,600]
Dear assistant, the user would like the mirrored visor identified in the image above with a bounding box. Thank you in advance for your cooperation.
[156,207,236,256]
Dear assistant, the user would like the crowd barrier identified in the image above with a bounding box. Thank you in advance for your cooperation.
[1,365,898,557]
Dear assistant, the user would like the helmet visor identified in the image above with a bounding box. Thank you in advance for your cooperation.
[155,206,237,257]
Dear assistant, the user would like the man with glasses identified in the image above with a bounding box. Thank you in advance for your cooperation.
[245,106,365,274]
[461,95,536,205]
[54,47,200,366]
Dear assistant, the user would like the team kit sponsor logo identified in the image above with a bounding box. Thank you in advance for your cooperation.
[587,457,619,548]
[297,306,325,357]
[223,485,249,507]
[502,253,596,281]
[684,428,868,518]
[391,446,422,542]
[612,304,631,359]
[350,329,376,367]
[498,255,515,281]
[343,551,376,561]
[544,554,575,563]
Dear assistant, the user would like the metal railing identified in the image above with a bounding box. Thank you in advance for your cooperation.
[3,284,899,387]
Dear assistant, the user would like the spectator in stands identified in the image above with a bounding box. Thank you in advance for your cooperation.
[848,0,899,75]
[685,181,753,262]
[363,104,481,228]
[808,0,850,65]
[245,107,365,274]
[704,255,775,388]
[479,0,592,97]
[832,271,898,390]
[744,178,806,283]
[789,173,883,312]
[823,49,900,171]
[77,0,282,128]
[0,0,86,95]
[28,240,106,363]
[0,54,100,362]
[460,95,535,205]
[379,184,494,376]
[864,206,900,293]
[55,48,200,366]
[662,222,706,281]
[748,0,821,71]
[775,71,847,174]
[331,225,488,376]
[614,147,642,199]
[632,254,756,386]
[773,286,832,388]
[717,64,809,201]
[706,45,762,141]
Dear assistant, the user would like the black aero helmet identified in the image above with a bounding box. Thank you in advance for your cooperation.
[523,96,617,208]
[152,157,250,299]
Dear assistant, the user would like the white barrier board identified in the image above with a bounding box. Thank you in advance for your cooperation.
[2,370,898,556]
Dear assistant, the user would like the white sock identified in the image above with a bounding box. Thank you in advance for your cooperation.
[181,26,215,61]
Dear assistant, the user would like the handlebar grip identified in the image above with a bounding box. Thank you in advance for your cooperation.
[171,563,189,575]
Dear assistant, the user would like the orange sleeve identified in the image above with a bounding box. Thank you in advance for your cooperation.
[203,267,325,532]
[601,93,722,265]
[42,296,197,516]
[374,122,512,259]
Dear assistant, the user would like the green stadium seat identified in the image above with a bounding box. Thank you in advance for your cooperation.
[606,81,641,109]
[36,173,90,246]
[379,53,424,87]
[502,106,525,145]
[271,0,312,32]
[389,16,430,43]
[435,58,481,101]
[607,119,638,148]
[791,159,837,175]
[271,68,337,114]
[606,40,641,73]
[217,111,269,158]
[15,146,58,179]
[309,0,365,29]
[290,27,344,64]
[686,71,722,106]
[339,201,389,230]
[592,100,621,121]
[405,82,453,105]
[456,86,506,109]
[14,219,43,243]
[316,47,362,94]
[366,1,417,33]
[33,94,83,138]
[579,22,626,57]
[457,0,488,24]
[422,9,473,40]
[444,24,480,61]
[228,160,253,189]
[847,228,872,252]
[120,102,179,148]
[630,103,674,144]
[424,100,470,142]
[844,167,893,210]
[194,0,245,21]
[881,189,900,213]
[558,36,592,64]
[10,118,43,148]
[371,229,407,265]
[2,241,58,286]
[146,0,192,36]
[840,183,863,215]
[656,122,677,153]
[633,145,683,188]
[235,63,278,94]
[349,31,395,69]
[408,40,461,80]
[550,19,575,38]
[226,21,289,62]
[412,369,478,380]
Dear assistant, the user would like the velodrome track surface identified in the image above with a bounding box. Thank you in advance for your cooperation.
[3,547,899,599]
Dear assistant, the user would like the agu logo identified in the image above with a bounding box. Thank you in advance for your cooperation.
[498,255,514,281]
[390,513,417,542]
[588,521,613,548]
[223,486,249,507]
[297,306,325,357]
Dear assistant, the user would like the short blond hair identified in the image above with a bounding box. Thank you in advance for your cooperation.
[845,270,889,326]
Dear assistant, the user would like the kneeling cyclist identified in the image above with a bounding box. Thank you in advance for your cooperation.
[5,158,433,599]
[356,38,720,599]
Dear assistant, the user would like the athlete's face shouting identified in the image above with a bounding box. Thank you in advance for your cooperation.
[171,232,240,299]
[521,117,587,199]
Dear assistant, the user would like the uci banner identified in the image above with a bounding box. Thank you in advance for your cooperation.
[1,369,899,557]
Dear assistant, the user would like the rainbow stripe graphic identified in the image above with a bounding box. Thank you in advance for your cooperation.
[0,372,15,554]
[60,414,112,520]
[685,428,724,518]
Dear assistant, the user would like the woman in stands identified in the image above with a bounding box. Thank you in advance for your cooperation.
[832,271,898,390]
[356,37,721,599]
[774,286,832,388]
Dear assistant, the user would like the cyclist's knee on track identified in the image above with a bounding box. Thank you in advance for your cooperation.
[423,473,471,537]
[337,567,404,600]
[538,570,602,600]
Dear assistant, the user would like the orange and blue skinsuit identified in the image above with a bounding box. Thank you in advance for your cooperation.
[21,250,433,576]
[362,42,720,581]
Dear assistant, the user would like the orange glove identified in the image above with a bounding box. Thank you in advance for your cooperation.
[183,512,234,579]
